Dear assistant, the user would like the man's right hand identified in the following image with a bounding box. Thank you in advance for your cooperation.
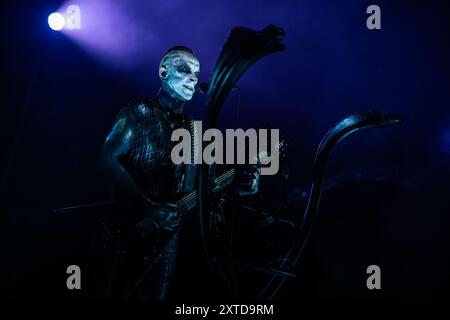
[154,204,181,232]
[143,200,181,232]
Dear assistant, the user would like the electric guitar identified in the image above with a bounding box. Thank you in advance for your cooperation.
[134,140,286,240]
[123,141,286,296]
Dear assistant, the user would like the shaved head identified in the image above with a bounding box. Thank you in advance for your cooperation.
[159,47,200,101]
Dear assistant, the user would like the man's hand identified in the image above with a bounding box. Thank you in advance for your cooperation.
[239,165,261,196]
[143,201,180,232]
[154,203,181,231]
[137,202,180,238]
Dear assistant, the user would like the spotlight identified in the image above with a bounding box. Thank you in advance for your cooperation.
[48,12,65,31]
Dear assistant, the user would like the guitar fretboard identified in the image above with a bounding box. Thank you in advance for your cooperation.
[174,140,284,215]
[175,168,235,215]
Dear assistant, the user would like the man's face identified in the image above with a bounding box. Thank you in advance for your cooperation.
[160,51,200,101]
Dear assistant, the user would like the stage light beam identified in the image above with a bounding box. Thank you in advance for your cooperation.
[48,12,66,31]
[66,5,81,29]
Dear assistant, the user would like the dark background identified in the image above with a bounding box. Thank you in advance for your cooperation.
[1,0,449,301]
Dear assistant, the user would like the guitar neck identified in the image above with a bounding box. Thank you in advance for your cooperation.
[175,140,285,215]
[175,168,236,215]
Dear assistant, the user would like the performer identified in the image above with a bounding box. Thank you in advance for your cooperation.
[99,46,200,300]
[98,46,260,300]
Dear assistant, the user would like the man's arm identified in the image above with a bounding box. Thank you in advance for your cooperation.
[98,109,151,208]
[98,108,179,231]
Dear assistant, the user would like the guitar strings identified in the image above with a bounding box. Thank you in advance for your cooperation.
[174,140,283,213]
[175,169,236,211]
[173,142,282,211]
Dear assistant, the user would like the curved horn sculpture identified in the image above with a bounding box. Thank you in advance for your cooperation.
[256,110,403,299]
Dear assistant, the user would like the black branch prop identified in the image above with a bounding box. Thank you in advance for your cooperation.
[256,110,403,300]
[197,25,285,294]
[198,25,403,300]
[203,25,285,128]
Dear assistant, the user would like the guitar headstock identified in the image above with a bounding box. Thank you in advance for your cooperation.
[256,137,289,165]
[278,136,289,161]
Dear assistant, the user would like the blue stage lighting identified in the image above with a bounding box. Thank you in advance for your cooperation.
[443,130,450,154]
[48,12,65,31]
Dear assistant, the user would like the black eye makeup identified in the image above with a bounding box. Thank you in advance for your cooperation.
[177,64,191,74]
[176,62,199,77]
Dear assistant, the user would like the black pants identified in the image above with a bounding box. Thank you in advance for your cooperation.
[129,231,179,300]
[98,227,179,301]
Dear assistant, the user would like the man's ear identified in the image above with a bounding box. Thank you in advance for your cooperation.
[159,66,168,79]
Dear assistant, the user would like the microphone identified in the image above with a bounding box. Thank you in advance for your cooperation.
[196,82,209,93]
[196,82,240,93]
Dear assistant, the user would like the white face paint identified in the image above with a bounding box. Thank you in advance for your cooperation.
[161,51,200,101]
